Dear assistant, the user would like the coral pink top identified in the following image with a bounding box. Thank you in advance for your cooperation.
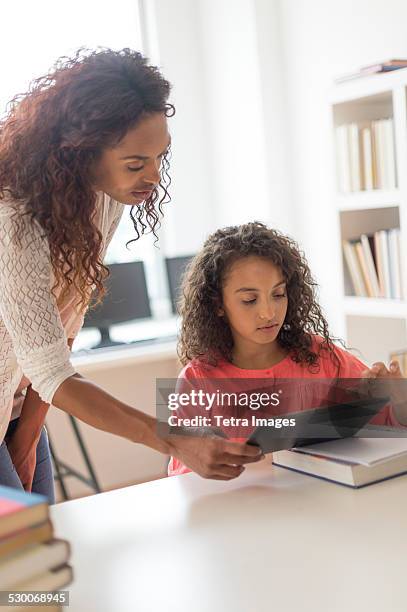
[168,336,401,476]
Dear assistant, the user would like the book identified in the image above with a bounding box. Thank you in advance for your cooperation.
[361,126,374,190]
[376,230,392,297]
[372,120,385,189]
[0,521,53,560]
[355,241,373,296]
[0,539,70,590]
[348,123,361,191]
[388,228,402,299]
[273,437,407,488]
[335,59,407,83]
[11,563,73,592]
[383,118,397,189]
[335,125,351,192]
[0,487,48,539]
[360,234,380,297]
[342,240,366,296]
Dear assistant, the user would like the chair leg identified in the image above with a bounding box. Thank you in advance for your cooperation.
[47,433,69,501]
[69,416,101,493]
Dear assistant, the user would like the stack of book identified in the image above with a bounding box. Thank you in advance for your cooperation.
[342,229,402,298]
[273,436,407,488]
[335,59,407,84]
[335,118,396,192]
[0,486,72,612]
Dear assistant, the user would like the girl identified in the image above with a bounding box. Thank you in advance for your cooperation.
[0,48,261,501]
[169,222,405,476]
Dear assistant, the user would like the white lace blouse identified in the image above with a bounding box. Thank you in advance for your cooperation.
[0,192,124,443]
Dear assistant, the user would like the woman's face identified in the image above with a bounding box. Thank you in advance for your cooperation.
[219,255,288,350]
[90,112,171,205]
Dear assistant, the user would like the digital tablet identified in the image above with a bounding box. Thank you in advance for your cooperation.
[247,396,390,454]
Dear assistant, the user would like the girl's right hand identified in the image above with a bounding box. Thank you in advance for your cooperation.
[167,433,264,480]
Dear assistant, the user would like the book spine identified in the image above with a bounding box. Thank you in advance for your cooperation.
[360,234,380,297]
[335,125,351,192]
[379,230,392,298]
[388,228,402,299]
[361,126,374,190]
[355,241,374,297]
[348,123,361,191]
[342,240,366,296]
[374,231,385,296]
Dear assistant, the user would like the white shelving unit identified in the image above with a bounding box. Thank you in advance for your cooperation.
[331,68,407,365]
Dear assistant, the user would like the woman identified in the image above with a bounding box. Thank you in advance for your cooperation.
[0,48,262,502]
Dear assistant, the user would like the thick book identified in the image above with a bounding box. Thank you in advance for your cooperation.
[273,437,407,488]
[11,563,73,592]
[0,521,53,560]
[0,488,48,539]
[0,539,70,590]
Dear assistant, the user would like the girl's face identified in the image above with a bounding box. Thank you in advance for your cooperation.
[219,256,288,350]
[90,112,171,205]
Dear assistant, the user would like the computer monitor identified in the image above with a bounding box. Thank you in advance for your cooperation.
[165,255,194,314]
[83,261,151,348]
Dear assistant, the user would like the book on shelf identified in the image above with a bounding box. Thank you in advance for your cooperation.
[0,486,72,596]
[273,437,407,488]
[342,240,366,296]
[335,118,396,192]
[361,126,374,190]
[343,228,402,299]
[335,59,407,83]
[388,228,402,299]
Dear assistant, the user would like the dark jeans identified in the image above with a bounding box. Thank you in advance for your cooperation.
[0,418,55,504]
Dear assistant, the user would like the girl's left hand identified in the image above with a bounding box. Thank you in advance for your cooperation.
[361,360,406,417]
[361,360,403,379]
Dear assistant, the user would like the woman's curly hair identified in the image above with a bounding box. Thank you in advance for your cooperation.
[0,47,174,307]
[178,221,341,372]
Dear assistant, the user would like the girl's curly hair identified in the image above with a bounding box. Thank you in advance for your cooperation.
[0,47,174,307]
[178,221,341,372]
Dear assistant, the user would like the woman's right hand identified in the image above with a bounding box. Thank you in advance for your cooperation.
[166,432,264,480]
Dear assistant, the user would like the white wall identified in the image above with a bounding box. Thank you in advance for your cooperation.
[273,0,407,336]
[144,0,295,256]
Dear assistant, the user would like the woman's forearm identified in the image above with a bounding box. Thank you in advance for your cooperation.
[52,373,264,481]
[52,374,170,455]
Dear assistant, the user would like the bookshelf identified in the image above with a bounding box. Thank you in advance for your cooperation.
[331,68,407,365]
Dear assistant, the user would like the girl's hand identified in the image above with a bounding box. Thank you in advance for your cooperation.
[361,360,407,425]
[361,360,403,379]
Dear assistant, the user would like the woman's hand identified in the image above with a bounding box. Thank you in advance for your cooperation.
[7,385,50,491]
[166,432,264,480]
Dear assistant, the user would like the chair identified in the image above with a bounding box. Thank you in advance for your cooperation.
[47,415,101,501]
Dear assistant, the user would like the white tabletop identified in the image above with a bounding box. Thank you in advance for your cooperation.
[51,459,407,612]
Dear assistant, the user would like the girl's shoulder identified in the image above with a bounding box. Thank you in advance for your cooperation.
[178,356,218,380]
[311,335,367,377]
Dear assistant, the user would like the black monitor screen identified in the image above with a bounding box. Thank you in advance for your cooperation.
[84,261,151,330]
[165,255,194,314]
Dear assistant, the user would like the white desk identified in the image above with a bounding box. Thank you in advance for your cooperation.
[51,459,407,612]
